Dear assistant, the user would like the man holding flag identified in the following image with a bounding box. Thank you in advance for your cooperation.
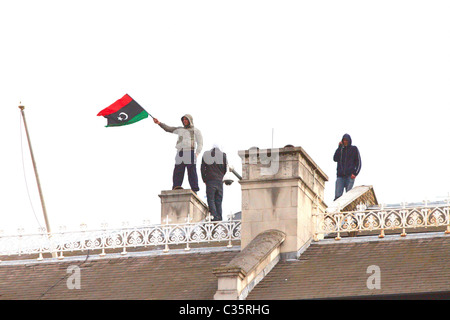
[153,114,203,193]
[98,94,203,193]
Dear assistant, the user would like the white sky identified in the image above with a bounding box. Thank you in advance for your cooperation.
[1,0,449,233]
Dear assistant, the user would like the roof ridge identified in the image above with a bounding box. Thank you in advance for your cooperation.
[0,245,241,267]
[315,231,450,245]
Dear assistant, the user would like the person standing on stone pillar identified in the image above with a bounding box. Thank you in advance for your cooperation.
[333,133,362,200]
[153,114,203,193]
[201,144,227,221]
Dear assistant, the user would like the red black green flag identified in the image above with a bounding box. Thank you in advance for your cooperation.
[97,94,149,127]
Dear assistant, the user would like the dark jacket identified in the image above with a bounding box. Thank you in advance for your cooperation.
[201,148,227,183]
[333,134,362,177]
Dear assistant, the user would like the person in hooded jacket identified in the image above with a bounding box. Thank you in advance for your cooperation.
[153,114,203,193]
[333,133,362,200]
[201,145,228,221]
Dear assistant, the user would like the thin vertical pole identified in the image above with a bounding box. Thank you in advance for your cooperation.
[271,128,274,149]
[19,105,56,257]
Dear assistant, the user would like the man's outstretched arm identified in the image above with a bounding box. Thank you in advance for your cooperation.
[153,118,177,133]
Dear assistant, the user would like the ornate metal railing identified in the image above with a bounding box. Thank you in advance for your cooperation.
[0,219,241,260]
[314,203,450,240]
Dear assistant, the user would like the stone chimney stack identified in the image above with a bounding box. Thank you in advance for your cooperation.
[238,146,328,258]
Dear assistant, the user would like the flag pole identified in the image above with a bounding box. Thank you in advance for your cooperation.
[19,104,56,258]
[144,104,154,119]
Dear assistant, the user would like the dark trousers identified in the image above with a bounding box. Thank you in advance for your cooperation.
[173,150,199,192]
[206,180,223,220]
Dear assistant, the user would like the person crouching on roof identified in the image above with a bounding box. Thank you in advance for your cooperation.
[153,114,203,193]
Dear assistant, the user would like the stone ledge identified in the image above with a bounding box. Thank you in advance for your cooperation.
[213,229,285,300]
[158,189,209,224]
[238,146,329,182]
[327,185,378,213]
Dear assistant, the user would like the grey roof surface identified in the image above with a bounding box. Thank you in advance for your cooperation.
[246,233,450,299]
[0,247,239,300]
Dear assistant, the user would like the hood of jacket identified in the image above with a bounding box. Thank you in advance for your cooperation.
[342,133,352,146]
[181,114,194,128]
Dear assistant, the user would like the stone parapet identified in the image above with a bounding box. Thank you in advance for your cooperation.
[158,189,208,224]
